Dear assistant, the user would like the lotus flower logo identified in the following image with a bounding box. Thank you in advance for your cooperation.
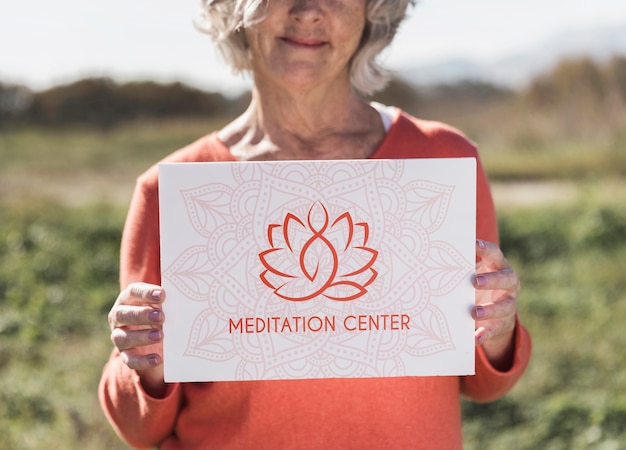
[259,203,378,302]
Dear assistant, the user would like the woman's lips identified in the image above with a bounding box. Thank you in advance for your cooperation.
[281,36,327,48]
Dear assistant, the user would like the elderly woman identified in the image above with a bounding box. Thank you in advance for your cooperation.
[99,0,531,448]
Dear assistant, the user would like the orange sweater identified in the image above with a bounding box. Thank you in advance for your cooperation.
[99,111,531,449]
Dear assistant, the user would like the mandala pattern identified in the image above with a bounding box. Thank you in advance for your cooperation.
[162,160,474,380]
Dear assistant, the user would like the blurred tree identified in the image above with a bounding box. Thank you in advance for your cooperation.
[115,81,232,120]
[0,83,33,126]
[28,78,119,127]
[523,56,626,138]
[370,77,421,114]
[428,80,513,102]
[23,78,240,128]
[526,57,608,107]
[2,56,624,131]
[605,56,626,101]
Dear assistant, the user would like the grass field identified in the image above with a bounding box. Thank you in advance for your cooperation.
[1,118,625,449]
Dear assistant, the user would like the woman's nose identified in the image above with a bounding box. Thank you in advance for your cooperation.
[290,0,324,23]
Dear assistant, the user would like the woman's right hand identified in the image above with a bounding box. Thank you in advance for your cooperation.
[108,282,166,395]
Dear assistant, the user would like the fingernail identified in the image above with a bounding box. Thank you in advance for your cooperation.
[148,355,161,366]
[148,330,162,341]
[149,310,162,322]
[151,290,162,301]
[475,275,487,287]
[476,239,486,249]
[474,306,486,319]
[476,334,484,346]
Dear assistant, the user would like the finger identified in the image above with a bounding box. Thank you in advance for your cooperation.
[108,305,163,329]
[474,316,516,346]
[473,268,520,292]
[476,240,509,270]
[116,282,165,307]
[111,327,163,352]
[472,295,517,321]
[120,351,162,371]
[475,326,489,346]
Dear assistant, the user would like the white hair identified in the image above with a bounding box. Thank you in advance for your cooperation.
[196,0,415,96]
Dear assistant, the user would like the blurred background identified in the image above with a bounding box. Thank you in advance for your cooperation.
[1,1,625,449]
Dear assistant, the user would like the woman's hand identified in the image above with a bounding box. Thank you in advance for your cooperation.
[108,282,166,396]
[472,240,519,371]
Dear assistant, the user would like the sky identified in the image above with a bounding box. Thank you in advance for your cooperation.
[1,0,625,94]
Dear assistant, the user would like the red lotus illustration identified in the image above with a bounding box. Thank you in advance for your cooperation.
[259,203,378,302]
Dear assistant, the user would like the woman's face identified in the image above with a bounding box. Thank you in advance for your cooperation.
[245,0,367,91]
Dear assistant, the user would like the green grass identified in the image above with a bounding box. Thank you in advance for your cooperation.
[0,200,128,449]
[412,99,626,182]
[479,137,626,181]
[1,119,625,448]
[0,118,228,177]
[2,112,626,183]
[463,204,626,450]
[1,195,625,449]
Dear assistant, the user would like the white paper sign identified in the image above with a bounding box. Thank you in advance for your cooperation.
[159,158,476,382]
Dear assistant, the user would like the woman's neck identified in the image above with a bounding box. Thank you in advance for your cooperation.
[218,82,386,161]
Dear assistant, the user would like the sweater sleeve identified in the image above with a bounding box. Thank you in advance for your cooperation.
[375,112,531,401]
[460,148,532,402]
[99,351,183,448]
[461,316,532,402]
[98,135,234,447]
[98,170,183,448]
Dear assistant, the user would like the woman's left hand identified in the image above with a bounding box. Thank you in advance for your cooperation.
[472,239,519,371]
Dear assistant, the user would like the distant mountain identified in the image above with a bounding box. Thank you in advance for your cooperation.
[400,23,626,88]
